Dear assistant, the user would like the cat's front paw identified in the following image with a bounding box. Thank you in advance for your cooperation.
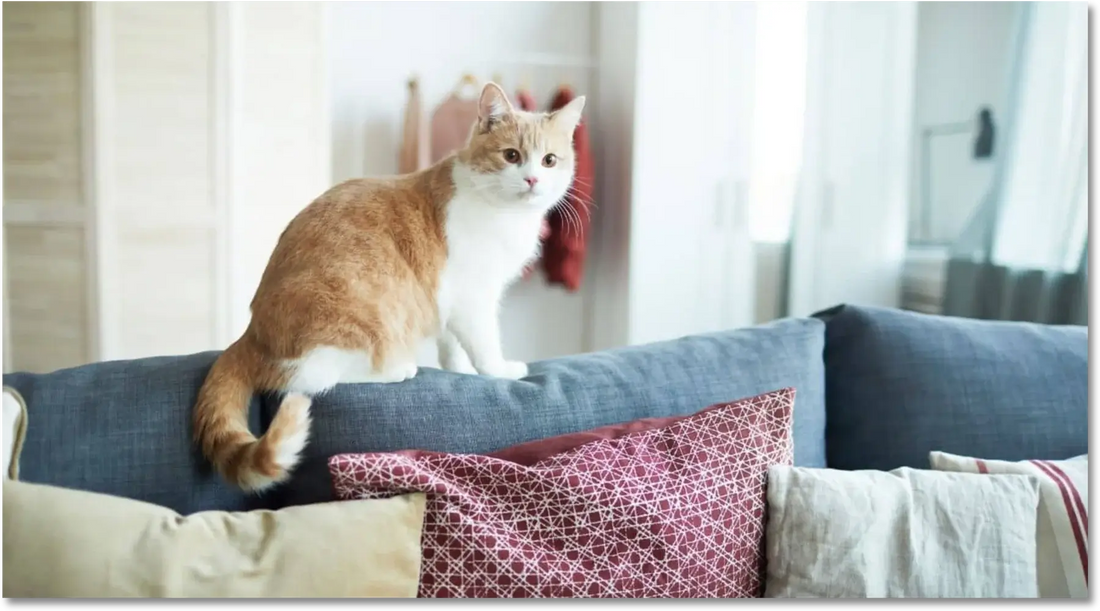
[480,360,528,380]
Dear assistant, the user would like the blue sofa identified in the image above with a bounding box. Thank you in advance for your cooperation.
[3,304,1088,516]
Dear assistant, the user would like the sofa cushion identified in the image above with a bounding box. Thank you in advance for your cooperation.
[2,353,267,515]
[817,304,1088,471]
[274,316,826,507]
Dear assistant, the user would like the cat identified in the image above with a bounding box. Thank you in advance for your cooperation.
[193,82,586,492]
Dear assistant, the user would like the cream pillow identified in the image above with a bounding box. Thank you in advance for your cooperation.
[0,386,425,598]
[930,451,1089,598]
[765,466,1041,598]
[2,386,28,479]
[3,479,427,598]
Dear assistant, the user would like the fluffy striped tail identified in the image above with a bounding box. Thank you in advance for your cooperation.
[192,336,312,492]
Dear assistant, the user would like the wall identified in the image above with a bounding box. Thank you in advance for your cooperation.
[585,1,636,352]
[225,2,332,342]
[0,58,7,372]
[328,1,597,366]
[909,2,1019,244]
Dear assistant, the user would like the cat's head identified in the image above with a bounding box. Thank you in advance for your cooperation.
[456,82,585,211]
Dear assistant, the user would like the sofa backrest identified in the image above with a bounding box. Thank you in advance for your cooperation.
[3,318,828,514]
[3,352,266,514]
[11,304,1083,515]
[816,304,1088,470]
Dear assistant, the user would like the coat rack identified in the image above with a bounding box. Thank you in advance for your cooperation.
[406,54,596,102]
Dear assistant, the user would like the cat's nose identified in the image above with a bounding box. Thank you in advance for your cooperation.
[524,176,539,188]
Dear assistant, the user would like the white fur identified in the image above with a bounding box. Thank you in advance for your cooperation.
[434,159,570,380]
[283,345,417,396]
[272,394,312,471]
[239,393,312,493]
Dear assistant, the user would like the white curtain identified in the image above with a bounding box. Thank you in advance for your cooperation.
[991,2,1088,272]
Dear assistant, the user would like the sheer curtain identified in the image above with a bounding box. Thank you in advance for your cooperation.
[942,2,1088,325]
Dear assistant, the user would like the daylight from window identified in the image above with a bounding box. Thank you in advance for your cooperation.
[748,2,808,244]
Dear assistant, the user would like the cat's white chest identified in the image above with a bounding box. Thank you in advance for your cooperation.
[437,197,543,318]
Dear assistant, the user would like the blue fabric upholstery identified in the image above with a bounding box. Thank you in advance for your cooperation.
[817,304,1088,471]
[2,317,826,514]
[14,305,1086,514]
[268,317,827,507]
[3,353,268,515]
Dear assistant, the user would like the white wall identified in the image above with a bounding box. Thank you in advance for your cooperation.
[328,1,597,366]
[909,2,1019,243]
[226,2,332,343]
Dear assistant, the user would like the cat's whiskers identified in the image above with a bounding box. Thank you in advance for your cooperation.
[563,186,595,224]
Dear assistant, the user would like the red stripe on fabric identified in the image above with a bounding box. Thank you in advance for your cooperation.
[1031,460,1089,586]
[975,459,989,474]
[1042,460,1089,538]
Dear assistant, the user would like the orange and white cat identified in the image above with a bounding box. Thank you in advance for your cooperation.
[193,83,586,491]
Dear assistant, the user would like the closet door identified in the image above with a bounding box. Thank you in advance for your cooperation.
[2,2,92,373]
[713,1,757,333]
[91,2,218,360]
[625,2,757,345]
[787,2,918,317]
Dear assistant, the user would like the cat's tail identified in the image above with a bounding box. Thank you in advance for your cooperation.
[192,336,311,493]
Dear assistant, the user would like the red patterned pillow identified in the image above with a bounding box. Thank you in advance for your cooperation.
[329,387,795,598]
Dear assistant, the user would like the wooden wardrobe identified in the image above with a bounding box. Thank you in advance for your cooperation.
[3,2,332,373]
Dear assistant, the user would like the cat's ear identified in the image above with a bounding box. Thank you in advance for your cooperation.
[550,96,586,134]
[478,82,513,129]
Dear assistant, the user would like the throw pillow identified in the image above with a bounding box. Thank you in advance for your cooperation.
[929,451,1088,598]
[3,479,427,598]
[765,466,1041,598]
[2,387,28,479]
[329,387,795,598]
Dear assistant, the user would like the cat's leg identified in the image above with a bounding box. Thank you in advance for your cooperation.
[437,330,476,375]
[447,300,528,380]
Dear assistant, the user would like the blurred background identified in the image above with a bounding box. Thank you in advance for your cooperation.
[1,1,1088,374]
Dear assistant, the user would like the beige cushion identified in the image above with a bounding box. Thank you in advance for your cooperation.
[764,466,1041,598]
[930,451,1089,598]
[3,479,426,598]
[2,386,28,479]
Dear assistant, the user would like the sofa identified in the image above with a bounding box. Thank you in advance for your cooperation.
[1,304,1088,597]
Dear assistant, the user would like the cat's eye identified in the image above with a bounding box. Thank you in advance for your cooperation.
[503,149,521,164]
[542,154,557,168]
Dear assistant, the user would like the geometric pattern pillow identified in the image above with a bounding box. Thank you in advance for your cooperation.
[930,451,1088,598]
[329,388,795,598]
